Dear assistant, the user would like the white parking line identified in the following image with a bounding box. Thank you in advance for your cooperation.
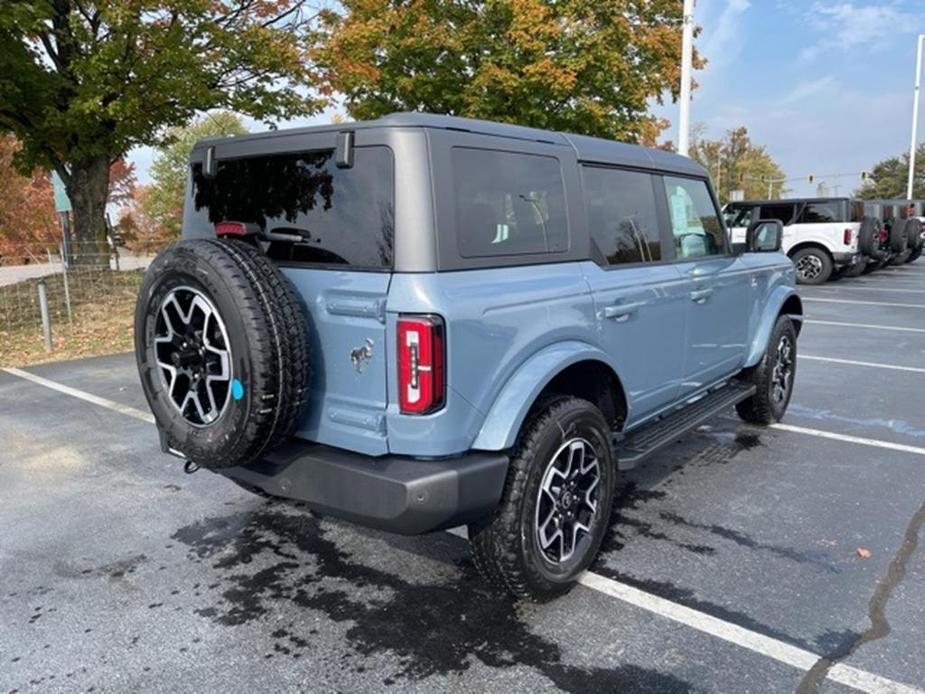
[801,355,925,374]
[771,422,925,456]
[803,298,924,309]
[4,367,924,694]
[3,367,155,423]
[805,319,925,333]
[804,286,925,294]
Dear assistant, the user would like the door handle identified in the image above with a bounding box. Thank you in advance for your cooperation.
[603,301,643,321]
[690,288,713,304]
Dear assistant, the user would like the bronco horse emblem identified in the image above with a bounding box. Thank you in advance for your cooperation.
[350,338,374,373]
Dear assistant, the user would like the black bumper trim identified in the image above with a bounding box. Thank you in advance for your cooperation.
[218,440,509,535]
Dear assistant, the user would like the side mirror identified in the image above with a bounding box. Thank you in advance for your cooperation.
[746,219,783,253]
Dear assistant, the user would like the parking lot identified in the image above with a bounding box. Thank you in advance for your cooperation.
[1,261,924,694]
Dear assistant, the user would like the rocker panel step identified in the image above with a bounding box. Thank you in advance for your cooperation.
[615,381,756,470]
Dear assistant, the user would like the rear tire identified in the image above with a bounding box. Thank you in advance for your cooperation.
[889,219,909,254]
[791,247,833,285]
[135,239,310,469]
[469,397,616,601]
[736,315,797,425]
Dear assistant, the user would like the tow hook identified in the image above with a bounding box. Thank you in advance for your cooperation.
[183,460,200,475]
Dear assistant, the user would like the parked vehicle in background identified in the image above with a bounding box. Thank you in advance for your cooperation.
[135,113,803,600]
[866,200,923,265]
[723,198,862,284]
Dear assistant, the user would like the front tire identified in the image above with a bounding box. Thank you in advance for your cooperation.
[736,315,797,425]
[791,247,833,285]
[469,397,616,600]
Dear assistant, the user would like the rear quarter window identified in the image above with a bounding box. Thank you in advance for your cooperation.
[188,146,394,269]
[451,148,568,258]
[797,201,843,224]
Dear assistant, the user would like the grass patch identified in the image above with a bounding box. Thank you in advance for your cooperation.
[0,287,137,368]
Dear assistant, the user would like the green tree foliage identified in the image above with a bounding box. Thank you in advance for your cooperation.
[856,144,925,200]
[0,1,323,262]
[314,0,702,143]
[690,126,786,203]
[144,111,248,239]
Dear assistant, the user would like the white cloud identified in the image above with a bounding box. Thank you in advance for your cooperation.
[778,75,837,105]
[699,0,752,78]
[800,1,924,61]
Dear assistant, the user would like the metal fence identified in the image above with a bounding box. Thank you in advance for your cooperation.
[0,245,159,362]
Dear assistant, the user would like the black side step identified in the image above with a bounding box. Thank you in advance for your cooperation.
[615,381,756,470]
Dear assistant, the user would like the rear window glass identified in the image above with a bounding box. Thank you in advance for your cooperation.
[189,146,393,269]
[759,203,796,225]
[452,148,568,258]
[798,201,842,224]
[582,166,661,265]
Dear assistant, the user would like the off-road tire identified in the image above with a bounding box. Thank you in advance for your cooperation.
[908,247,922,263]
[736,315,797,425]
[135,239,310,469]
[469,396,616,601]
[889,219,909,254]
[858,217,879,256]
[790,247,833,285]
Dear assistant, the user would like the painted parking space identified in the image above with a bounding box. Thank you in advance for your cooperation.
[2,261,925,693]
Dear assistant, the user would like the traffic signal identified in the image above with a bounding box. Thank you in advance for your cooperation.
[808,174,815,184]
[860,171,870,181]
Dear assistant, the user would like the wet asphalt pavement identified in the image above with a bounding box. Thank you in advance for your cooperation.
[2,262,925,693]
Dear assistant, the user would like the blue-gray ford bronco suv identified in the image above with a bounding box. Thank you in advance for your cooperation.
[135,113,802,600]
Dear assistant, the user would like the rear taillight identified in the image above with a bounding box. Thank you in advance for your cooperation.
[843,229,853,245]
[215,221,247,236]
[397,315,445,415]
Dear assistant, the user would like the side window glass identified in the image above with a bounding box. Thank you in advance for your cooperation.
[452,148,568,258]
[582,167,661,265]
[759,204,796,225]
[798,201,841,224]
[663,176,725,259]
[723,204,756,228]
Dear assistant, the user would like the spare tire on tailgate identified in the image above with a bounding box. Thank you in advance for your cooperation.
[134,239,310,469]
[889,219,909,254]
[858,217,879,256]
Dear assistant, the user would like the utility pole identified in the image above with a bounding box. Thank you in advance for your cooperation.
[908,34,924,199]
[677,0,695,156]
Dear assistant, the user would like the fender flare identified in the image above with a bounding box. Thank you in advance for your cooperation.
[471,340,621,452]
[744,286,803,367]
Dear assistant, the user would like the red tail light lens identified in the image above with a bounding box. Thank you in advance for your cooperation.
[215,221,247,236]
[843,229,852,245]
[397,315,445,415]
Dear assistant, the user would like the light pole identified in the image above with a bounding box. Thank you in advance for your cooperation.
[907,34,924,200]
[677,0,695,156]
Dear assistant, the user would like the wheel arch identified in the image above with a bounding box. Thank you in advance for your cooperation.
[788,241,834,263]
[744,287,803,368]
[470,342,627,452]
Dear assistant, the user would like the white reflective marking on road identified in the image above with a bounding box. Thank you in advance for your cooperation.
[578,572,924,694]
[803,297,925,309]
[3,367,155,423]
[7,368,925,693]
[805,319,925,333]
[804,285,925,294]
[801,355,925,374]
[771,422,925,456]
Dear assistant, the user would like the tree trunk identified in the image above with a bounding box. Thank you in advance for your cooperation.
[66,155,110,266]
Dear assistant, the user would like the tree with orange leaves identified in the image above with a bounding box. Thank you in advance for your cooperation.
[315,0,702,143]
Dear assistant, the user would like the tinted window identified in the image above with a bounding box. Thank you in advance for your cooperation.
[663,176,725,259]
[798,201,842,224]
[452,148,568,258]
[724,204,757,228]
[582,167,661,265]
[189,147,393,268]
[759,204,796,225]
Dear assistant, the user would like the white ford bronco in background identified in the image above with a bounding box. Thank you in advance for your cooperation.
[724,197,863,284]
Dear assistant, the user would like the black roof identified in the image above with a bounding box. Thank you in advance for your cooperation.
[194,112,706,178]
[727,197,853,206]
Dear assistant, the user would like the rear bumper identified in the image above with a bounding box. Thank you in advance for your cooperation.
[832,251,860,267]
[217,440,509,535]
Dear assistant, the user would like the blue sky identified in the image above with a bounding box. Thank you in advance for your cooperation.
[129,0,925,199]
